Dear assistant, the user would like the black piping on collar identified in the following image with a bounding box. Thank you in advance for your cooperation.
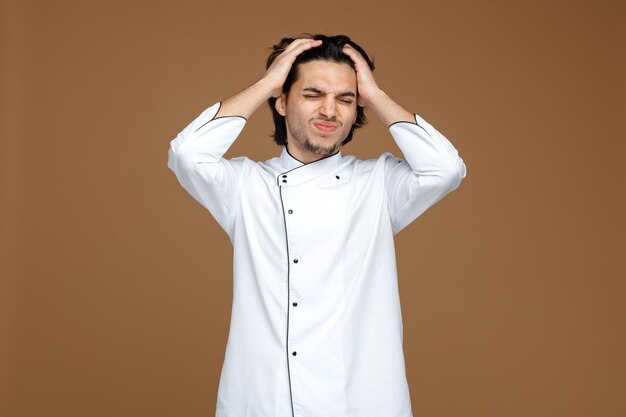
[276,147,342,186]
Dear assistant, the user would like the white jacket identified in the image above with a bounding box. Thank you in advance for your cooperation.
[168,101,467,417]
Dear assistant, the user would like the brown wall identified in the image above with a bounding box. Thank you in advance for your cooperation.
[2,0,625,416]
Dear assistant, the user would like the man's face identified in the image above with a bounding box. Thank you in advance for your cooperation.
[276,60,358,162]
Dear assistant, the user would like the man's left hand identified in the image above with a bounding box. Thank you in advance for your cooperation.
[342,43,414,126]
[342,44,382,108]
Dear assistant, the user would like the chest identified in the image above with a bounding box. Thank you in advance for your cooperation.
[238,173,349,244]
[236,165,388,250]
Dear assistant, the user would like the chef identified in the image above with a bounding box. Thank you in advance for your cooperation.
[168,34,467,417]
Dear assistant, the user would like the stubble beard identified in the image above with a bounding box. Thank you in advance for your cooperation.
[303,137,340,155]
[289,119,344,156]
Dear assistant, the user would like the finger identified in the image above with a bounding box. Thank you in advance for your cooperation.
[283,38,322,59]
[265,39,323,96]
[282,38,321,56]
[267,39,319,72]
[342,44,366,68]
[270,39,321,74]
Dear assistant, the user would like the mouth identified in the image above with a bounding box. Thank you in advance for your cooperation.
[313,121,338,133]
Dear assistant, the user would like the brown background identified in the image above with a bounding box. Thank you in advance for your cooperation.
[2,0,625,416]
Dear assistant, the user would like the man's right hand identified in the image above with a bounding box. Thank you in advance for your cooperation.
[216,38,322,119]
[261,38,323,98]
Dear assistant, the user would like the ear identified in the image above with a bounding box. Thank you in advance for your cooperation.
[275,93,287,117]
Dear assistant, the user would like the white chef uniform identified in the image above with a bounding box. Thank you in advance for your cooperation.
[168,101,467,417]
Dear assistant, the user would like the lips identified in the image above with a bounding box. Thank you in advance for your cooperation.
[313,121,338,133]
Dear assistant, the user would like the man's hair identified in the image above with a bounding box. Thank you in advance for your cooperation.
[266,34,375,147]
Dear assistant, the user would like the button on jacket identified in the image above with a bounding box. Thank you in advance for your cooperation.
[168,102,467,417]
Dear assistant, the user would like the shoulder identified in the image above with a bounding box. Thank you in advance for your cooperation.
[223,155,275,167]
[226,155,285,182]
[347,152,404,174]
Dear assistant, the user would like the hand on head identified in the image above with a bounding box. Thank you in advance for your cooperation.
[263,38,323,98]
[341,44,380,108]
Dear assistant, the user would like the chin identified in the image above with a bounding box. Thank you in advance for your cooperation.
[304,139,339,155]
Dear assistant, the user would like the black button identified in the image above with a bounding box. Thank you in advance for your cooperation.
[292,351,297,356]
[282,174,287,178]
[288,209,293,214]
[282,179,287,183]
[335,175,340,179]
[292,302,298,307]
[293,259,298,263]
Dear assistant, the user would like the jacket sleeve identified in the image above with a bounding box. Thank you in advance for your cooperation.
[385,113,467,235]
[167,102,247,239]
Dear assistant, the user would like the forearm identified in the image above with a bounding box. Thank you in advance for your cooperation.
[363,89,414,126]
[217,38,324,119]
[367,89,464,174]
[168,102,246,166]
[216,78,275,119]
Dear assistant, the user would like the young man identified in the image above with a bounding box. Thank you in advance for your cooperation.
[168,34,467,417]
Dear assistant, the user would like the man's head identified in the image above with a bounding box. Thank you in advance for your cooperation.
[267,34,375,159]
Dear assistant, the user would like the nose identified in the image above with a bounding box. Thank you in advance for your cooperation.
[319,94,337,119]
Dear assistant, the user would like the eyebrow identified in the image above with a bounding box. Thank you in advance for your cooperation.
[302,87,356,98]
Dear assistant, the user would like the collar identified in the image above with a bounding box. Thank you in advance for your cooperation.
[277,147,343,186]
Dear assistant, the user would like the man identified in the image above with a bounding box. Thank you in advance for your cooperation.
[168,34,467,417]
